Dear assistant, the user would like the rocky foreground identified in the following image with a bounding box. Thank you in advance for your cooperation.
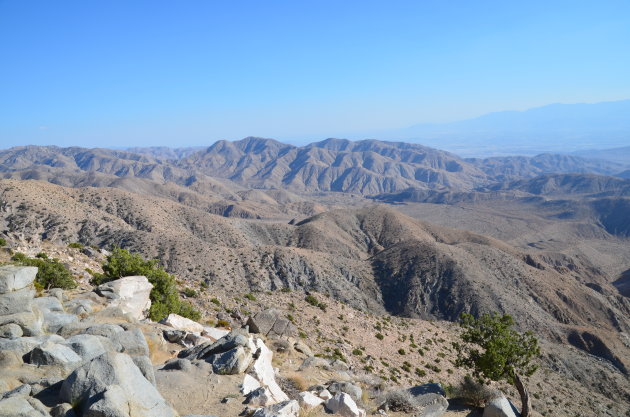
[0,265,527,417]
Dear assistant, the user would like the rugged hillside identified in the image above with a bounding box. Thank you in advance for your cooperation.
[1,179,628,386]
[0,139,625,195]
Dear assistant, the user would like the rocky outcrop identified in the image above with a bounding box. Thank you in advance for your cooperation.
[96,276,153,320]
[483,396,519,417]
[0,266,42,337]
[325,393,366,417]
[246,309,297,338]
[60,352,176,417]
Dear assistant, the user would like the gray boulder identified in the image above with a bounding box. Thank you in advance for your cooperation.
[0,266,37,294]
[63,334,108,362]
[29,341,83,371]
[252,400,300,417]
[42,312,79,334]
[328,381,362,403]
[50,403,76,417]
[406,384,449,417]
[0,396,51,417]
[33,296,64,313]
[0,334,65,357]
[0,287,35,315]
[211,346,253,375]
[179,328,250,361]
[0,323,23,339]
[163,329,186,344]
[132,355,157,386]
[60,352,176,417]
[0,310,43,336]
[483,396,519,417]
[84,323,125,338]
[247,309,297,338]
[0,384,31,400]
[110,328,150,356]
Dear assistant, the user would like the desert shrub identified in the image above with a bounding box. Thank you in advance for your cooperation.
[68,242,84,249]
[0,238,6,247]
[216,319,230,327]
[375,332,384,340]
[244,293,256,301]
[352,348,363,356]
[397,348,406,355]
[12,253,77,290]
[183,288,198,298]
[90,248,200,322]
[415,368,426,377]
[381,389,418,413]
[210,297,221,306]
[452,375,497,407]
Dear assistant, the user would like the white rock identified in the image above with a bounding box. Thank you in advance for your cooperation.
[319,389,333,400]
[161,313,204,333]
[483,396,518,417]
[202,326,230,341]
[298,391,324,410]
[241,374,262,395]
[96,276,152,320]
[325,393,366,417]
[250,338,289,404]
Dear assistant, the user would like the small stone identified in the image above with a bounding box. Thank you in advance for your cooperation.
[0,323,23,339]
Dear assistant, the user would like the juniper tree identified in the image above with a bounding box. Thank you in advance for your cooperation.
[453,313,540,417]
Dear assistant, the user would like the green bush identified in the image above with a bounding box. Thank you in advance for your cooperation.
[68,242,84,249]
[183,288,198,298]
[12,253,77,290]
[91,248,200,322]
[244,293,256,301]
[375,332,384,340]
[0,238,6,247]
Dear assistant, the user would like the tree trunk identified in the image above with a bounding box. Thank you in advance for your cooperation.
[514,372,531,417]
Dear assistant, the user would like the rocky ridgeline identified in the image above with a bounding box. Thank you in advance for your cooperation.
[0,265,519,417]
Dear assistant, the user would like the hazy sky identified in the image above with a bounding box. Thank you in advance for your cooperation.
[1,0,629,148]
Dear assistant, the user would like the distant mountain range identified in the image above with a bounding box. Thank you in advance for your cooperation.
[1,138,627,195]
[360,99,630,156]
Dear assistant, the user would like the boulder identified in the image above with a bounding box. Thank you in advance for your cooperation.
[163,329,186,344]
[325,393,366,417]
[160,313,204,333]
[84,323,125,338]
[483,396,518,417]
[178,328,251,361]
[29,341,83,371]
[0,323,23,339]
[184,333,212,347]
[0,310,43,336]
[96,276,153,320]
[33,296,64,313]
[328,382,362,403]
[48,288,64,301]
[0,396,50,417]
[252,400,300,417]
[298,391,324,410]
[50,403,76,417]
[63,334,108,363]
[245,387,274,407]
[293,341,313,357]
[1,384,31,400]
[407,384,449,417]
[202,327,229,341]
[132,355,157,386]
[319,389,333,400]
[211,346,253,375]
[110,328,150,356]
[0,266,37,294]
[160,358,192,372]
[247,309,296,338]
[60,352,176,417]
[0,334,64,357]
[0,287,35,315]
[42,312,79,334]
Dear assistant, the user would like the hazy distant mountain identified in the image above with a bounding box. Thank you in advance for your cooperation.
[572,145,630,166]
[126,146,205,161]
[381,99,630,156]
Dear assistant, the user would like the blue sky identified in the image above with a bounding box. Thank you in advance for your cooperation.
[1,0,629,148]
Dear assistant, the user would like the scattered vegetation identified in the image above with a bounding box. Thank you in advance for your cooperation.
[11,252,77,290]
[304,294,327,311]
[244,293,257,301]
[90,248,200,322]
[0,238,6,247]
[67,242,84,249]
